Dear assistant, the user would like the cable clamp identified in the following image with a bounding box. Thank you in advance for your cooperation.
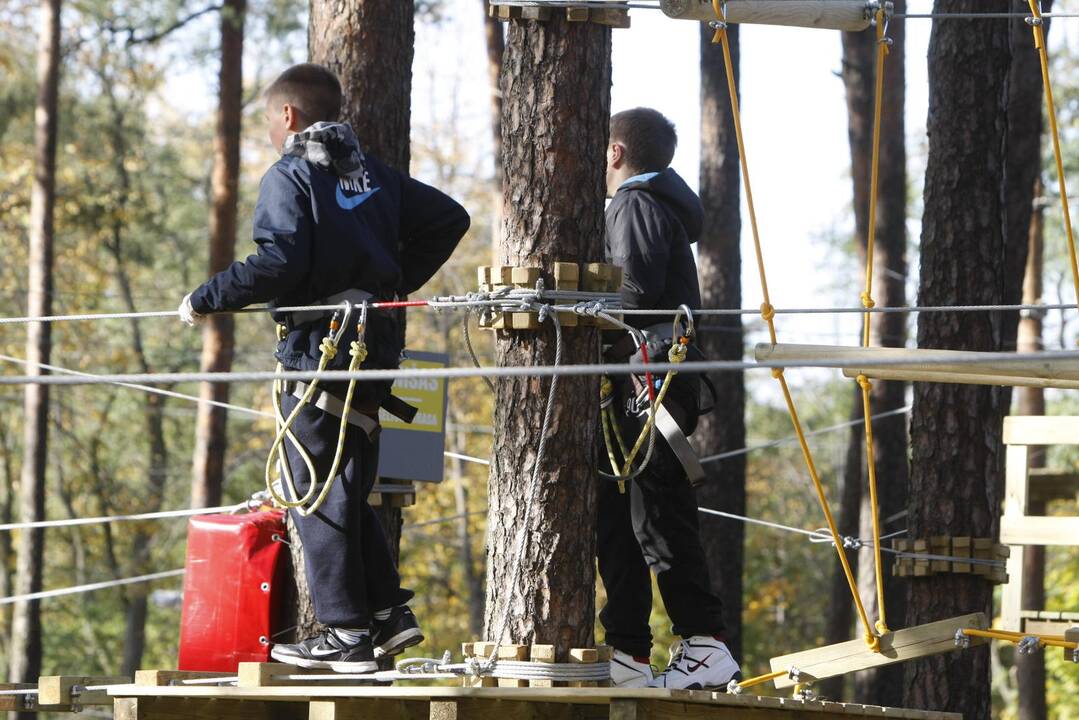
[787,667,801,683]
[954,629,971,649]
[1017,635,1044,655]
[1025,15,1043,26]
[727,678,743,694]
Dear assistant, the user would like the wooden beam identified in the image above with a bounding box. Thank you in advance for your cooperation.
[0,684,35,712]
[768,613,989,689]
[659,0,873,31]
[1004,415,1079,446]
[309,698,428,720]
[135,670,234,686]
[1000,515,1079,546]
[38,675,129,707]
[1001,444,1030,631]
[753,343,1079,387]
[114,696,308,719]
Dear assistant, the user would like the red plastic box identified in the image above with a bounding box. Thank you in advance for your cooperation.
[178,510,287,671]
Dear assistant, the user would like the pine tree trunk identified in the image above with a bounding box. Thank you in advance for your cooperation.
[695,23,745,663]
[484,13,610,655]
[839,1,909,707]
[1015,191,1048,720]
[192,0,244,510]
[482,0,505,249]
[292,0,415,639]
[904,3,1038,716]
[9,0,60,691]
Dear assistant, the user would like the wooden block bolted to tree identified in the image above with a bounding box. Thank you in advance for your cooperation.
[565,7,590,22]
[951,536,972,574]
[589,8,631,29]
[553,262,580,290]
[511,266,542,287]
[38,676,129,707]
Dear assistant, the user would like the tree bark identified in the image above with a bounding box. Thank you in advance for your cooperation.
[695,23,745,664]
[9,0,60,690]
[295,0,415,639]
[839,1,909,708]
[483,0,505,250]
[192,0,244,510]
[904,3,1039,717]
[1015,192,1048,720]
[484,14,610,656]
[452,430,484,638]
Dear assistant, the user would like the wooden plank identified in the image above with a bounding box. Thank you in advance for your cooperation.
[497,645,530,688]
[529,645,558,688]
[114,696,308,719]
[659,0,872,32]
[553,262,580,291]
[1000,515,1079,546]
[135,670,234,687]
[510,267,542,287]
[38,675,129,707]
[1004,415,1079,446]
[843,367,1079,390]
[309,698,428,720]
[768,613,989,689]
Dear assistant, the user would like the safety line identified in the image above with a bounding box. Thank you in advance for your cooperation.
[0,503,247,532]
[2,301,1075,325]
[700,405,910,464]
[0,569,185,605]
[4,348,1079,386]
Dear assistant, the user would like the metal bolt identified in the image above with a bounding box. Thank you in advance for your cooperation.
[954,629,971,648]
[259,635,269,645]
[1025,16,1043,26]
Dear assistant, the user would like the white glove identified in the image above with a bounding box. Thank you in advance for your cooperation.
[178,293,204,327]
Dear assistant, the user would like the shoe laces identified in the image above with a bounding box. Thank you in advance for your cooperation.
[663,641,688,672]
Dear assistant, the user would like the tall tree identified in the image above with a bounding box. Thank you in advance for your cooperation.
[9,0,61,690]
[905,2,1042,717]
[833,1,909,706]
[695,23,744,663]
[482,0,504,248]
[484,12,610,654]
[191,0,245,510]
[1015,179,1047,720]
[288,0,417,637]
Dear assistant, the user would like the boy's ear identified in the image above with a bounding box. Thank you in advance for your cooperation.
[282,103,301,131]
[609,142,624,169]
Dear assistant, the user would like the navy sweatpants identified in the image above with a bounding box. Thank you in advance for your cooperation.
[280,386,413,628]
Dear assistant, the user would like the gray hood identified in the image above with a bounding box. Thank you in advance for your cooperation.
[283,121,367,179]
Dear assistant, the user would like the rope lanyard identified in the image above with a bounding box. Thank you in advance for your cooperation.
[1027,0,1079,311]
[710,0,878,651]
[857,6,892,637]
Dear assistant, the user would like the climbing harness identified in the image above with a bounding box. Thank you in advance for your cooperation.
[599,306,702,492]
[265,300,373,517]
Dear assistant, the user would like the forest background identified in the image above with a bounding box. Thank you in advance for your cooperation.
[0,0,1077,718]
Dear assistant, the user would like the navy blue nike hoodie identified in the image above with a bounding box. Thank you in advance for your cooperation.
[189,123,470,379]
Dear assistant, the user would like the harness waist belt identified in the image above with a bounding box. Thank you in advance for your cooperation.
[289,288,374,326]
[283,380,380,439]
[604,322,675,362]
[653,404,707,487]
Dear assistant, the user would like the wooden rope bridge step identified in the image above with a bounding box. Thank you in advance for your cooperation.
[768,613,990,690]
[754,343,1079,389]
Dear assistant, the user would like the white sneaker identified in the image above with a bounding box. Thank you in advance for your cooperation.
[609,649,655,688]
[648,636,741,690]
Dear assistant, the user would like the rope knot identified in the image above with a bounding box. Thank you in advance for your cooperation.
[319,338,338,360]
[860,292,876,309]
[760,303,776,322]
[875,620,891,636]
[866,633,881,653]
[350,341,368,363]
[668,344,687,363]
[856,374,872,392]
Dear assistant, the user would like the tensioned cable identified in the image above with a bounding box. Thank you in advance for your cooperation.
[0,502,247,532]
[4,348,1079,386]
[0,569,185,605]
[1,301,1075,325]
[700,405,910,464]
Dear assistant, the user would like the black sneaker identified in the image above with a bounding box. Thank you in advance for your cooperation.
[372,606,424,657]
[270,628,378,673]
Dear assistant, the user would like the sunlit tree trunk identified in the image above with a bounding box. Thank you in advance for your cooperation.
[10,0,60,694]
[192,0,245,510]
[904,3,1040,717]
[695,23,744,663]
[484,13,610,655]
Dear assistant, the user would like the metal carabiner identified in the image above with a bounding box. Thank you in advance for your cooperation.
[673,304,696,345]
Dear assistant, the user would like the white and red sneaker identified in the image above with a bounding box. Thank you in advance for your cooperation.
[609,649,655,688]
[648,636,741,690]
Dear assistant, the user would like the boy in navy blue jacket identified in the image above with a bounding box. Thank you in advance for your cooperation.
[180,64,470,672]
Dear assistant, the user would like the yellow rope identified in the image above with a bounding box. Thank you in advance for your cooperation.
[859,7,891,637]
[962,627,1078,651]
[710,0,878,651]
[735,668,789,691]
[1027,0,1079,311]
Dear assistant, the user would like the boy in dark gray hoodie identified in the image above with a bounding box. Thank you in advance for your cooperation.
[599,108,740,691]
[180,64,469,672]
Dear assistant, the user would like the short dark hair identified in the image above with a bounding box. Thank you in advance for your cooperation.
[264,63,342,124]
[610,108,677,172]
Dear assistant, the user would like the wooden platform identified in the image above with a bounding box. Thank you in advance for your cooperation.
[106,685,964,720]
